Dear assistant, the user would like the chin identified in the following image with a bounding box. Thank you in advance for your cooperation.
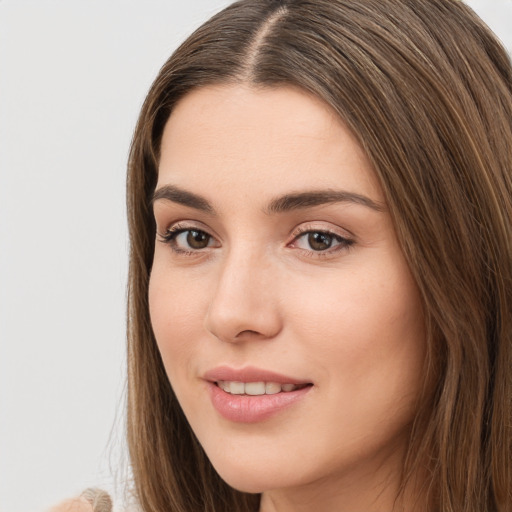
[209,453,311,495]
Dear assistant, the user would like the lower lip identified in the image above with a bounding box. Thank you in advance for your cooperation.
[207,382,312,423]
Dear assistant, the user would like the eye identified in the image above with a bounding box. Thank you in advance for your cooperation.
[177,229,211,249]
[292,229,353,253]
[158,225,218,254]
[304,232,336,251]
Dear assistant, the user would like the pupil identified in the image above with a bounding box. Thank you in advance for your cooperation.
[308,232,332,251]
[187,230,209,249]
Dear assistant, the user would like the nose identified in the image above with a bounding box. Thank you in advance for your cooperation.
[204,247,282,343]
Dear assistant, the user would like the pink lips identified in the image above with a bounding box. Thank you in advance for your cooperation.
[204,366,312,423]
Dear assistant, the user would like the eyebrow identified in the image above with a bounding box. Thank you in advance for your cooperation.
[266,190,385,214]
[151,184,385,214]
[151,184,214,213]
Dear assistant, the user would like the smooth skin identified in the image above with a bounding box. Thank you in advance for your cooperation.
[46,498,94,512]
[149,84,427,512]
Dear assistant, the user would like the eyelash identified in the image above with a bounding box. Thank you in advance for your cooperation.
[157,223,214,256]
[290,226,354,258]
[157,223,354,258]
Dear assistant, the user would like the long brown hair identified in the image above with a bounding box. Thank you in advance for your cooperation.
[126,1,512,510]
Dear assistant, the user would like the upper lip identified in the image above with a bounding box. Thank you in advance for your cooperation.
[203,365,312,385]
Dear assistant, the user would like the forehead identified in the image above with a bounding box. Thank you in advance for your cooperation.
[157,84,382,204]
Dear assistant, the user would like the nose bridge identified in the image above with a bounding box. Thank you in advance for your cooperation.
[205,240,281,342]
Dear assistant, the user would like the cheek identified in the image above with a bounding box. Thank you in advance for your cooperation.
[148,265,210,378]
[290,263,422,334]
[283,258,426,396]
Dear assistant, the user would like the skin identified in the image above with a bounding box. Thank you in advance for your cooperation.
[47,498,94,512]
[48,489,111,512]
[149,84,427,512]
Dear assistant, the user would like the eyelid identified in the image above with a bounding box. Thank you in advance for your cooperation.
[158,218,214,233]
[157,219,219,240]
[289,221,354,241]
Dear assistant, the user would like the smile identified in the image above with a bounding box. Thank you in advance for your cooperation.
[204,366,313,422]
[216,381,308,395]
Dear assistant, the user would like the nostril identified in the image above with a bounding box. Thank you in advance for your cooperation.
[236,329,261,337]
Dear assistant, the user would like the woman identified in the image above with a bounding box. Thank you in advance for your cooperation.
[80,0,512,511]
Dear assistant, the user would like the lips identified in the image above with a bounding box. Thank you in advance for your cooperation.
[203,365,312,385]
[203,366,313,423]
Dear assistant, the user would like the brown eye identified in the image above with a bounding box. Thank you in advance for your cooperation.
[291,229,353,256]
[186,230,210,249]
[307,232,334,251]
[160,227,216,253]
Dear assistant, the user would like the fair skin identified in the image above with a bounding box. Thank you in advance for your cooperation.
[47,498,94,512]
[149,84,427,512]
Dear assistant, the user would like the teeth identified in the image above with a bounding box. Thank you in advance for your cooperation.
[265,382,281,395]
[230,382,245,395]
[217,381,303,395]
[220,381,231,393]
[245,382,266,395]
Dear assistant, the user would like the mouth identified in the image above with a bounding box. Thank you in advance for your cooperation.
[204,367,313,423]
[215,381,311,395]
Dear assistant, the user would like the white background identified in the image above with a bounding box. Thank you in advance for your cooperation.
[0,1,510,511]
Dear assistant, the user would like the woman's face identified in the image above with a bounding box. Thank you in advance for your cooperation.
[149,85,426,507]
